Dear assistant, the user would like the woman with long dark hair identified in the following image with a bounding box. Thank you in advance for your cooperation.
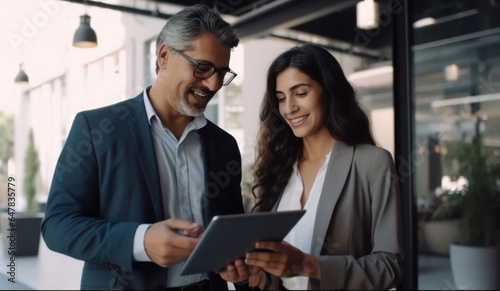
[245,44,404,290]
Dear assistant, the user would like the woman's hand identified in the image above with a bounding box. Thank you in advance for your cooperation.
[248,266,267,290]
[218,260,267,289]
[245,241,320,279]
[218,259,250,284]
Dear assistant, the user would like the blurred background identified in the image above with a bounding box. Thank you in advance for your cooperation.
[1,0,499,289]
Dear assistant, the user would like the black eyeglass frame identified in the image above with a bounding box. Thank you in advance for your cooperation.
[170,48,237,86]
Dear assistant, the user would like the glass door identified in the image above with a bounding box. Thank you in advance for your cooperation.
[411,0,500,289]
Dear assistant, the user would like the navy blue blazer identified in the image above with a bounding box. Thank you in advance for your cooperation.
[41,92,245,290]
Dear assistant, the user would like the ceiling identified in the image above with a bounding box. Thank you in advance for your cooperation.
[60,0,500,62]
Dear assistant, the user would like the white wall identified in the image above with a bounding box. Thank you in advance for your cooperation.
[371,107,395,158]
[120,13,166,98]
[240,38,297,165]
[3,1,163,206]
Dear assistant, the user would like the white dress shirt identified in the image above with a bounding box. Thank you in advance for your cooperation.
[277,149,332,290]
[132,89,208,287]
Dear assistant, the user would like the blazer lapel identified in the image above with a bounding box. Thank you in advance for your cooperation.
[127,93,164,221]
[310,141,354,255]
[198,125,216,225]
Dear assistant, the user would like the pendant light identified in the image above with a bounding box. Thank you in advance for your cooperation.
[14,63,29,84]
[73,14,98,48]
[356,0,379,30]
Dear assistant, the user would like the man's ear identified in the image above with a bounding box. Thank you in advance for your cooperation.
[157,43,170,71]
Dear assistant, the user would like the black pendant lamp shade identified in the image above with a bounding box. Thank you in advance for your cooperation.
[73,14,97,48]
[15,63,29,84]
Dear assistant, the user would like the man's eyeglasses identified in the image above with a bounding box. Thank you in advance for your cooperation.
[171,48,237,86]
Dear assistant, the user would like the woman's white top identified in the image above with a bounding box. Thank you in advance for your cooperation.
[277,149,332,290]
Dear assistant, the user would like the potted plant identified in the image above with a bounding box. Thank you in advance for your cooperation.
[432,136,500,289]
[0,111,14,210]
[1,128,44,256]
[421,188,461,256]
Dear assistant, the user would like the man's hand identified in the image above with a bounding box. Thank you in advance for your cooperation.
[144,219,204,268]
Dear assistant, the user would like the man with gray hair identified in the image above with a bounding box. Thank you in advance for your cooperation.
[42,4,250,290]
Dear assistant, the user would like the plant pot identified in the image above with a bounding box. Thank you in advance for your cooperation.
[450,243,500,290]
[422,219,460,255]
[1,212,44,256]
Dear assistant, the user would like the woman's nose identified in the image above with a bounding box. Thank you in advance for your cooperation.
[284,98,298,114]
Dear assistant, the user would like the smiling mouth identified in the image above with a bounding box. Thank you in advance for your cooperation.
[192,90,209,99]
[290,115,308,124]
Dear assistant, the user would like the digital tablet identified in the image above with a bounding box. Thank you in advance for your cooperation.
[180,209,306,275]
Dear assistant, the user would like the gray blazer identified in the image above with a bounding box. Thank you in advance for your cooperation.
[270,141,404,290]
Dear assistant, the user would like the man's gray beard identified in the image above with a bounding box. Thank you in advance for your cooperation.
[176,94,204,117]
